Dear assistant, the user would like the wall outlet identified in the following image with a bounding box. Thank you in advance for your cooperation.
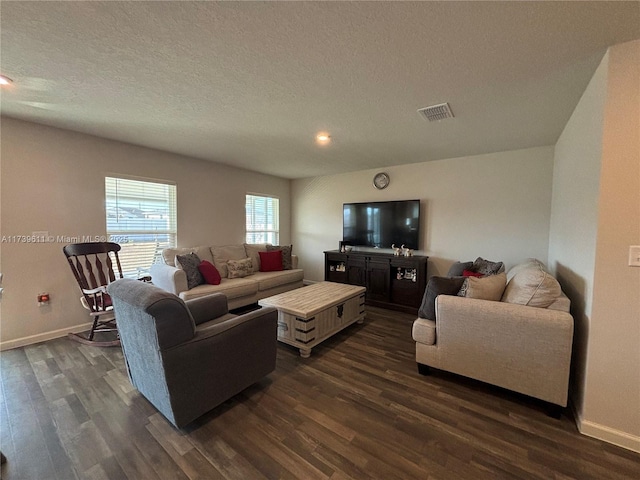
[629,245,640,267]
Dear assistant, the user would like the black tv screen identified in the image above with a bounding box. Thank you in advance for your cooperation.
[343,200,420,249]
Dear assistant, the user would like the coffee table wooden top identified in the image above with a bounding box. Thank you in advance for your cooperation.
[259,282,366,318]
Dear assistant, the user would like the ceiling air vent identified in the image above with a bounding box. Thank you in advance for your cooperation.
[417,102,454,122]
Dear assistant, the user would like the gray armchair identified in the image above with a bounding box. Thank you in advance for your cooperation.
[107,278,278,428]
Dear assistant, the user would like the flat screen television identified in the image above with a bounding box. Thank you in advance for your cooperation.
[343,200,420,249]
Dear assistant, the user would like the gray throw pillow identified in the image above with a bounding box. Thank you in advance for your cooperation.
[471,257,504,276]
[446,261,474,277]
[175,252,204,289]
[418,276,466,320]
[267,244,293,270]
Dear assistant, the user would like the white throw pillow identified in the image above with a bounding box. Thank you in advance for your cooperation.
[502,263,561,308]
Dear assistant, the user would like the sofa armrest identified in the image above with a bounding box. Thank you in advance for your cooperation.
[292,254,299,269]
[185,293,229,325]
[189,306,277,342]
[434,295,574,405]
[150,263,188,295]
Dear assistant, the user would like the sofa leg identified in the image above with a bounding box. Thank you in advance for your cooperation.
[417,363,430,376]
[546,403,563,419]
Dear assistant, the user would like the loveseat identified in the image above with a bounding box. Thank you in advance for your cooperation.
[150,243,304,310]
[412,258,574,413]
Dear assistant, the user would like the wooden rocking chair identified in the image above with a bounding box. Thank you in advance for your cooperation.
[64,242,123,347]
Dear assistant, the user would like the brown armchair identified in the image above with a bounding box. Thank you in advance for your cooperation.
[107,279,278,428]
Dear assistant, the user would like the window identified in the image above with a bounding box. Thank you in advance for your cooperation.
[105,176,177,278]
[246,194,279,244]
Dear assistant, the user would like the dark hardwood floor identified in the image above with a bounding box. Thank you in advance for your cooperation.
[1,306,639,479]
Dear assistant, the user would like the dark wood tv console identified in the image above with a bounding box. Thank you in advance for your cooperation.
[324,250,428,314]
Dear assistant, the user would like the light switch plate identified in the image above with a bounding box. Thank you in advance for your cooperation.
[629,245,640,267]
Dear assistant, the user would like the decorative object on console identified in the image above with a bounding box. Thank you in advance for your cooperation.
[392,244,401,256]
[373,172,390,190]
[402,245,414,257]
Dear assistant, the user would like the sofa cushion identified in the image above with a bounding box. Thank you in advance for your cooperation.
[458,272,506,301]
[244,243,270,272]
[252,269,304,291]
[471,257,505,276]
[267,244,293,270]
[175,253,204,289]
[259,250,283,272]
[179,277,259,301]
[227,258,254,279]
[418,276,466,320]
[446,261,473,277]
[502,262,561,308]
[212,245,248,278]
[412,318,436,345]
[198,260,221,285]
[163,246,213,267]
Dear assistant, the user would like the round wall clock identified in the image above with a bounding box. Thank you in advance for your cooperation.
[373,172,390,190]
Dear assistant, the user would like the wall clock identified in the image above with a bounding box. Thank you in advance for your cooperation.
[373,172,390,190]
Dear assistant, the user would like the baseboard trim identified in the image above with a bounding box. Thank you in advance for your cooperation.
[579,419,640,453]
[0,322,93,351]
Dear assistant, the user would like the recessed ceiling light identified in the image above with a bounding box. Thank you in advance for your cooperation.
[0,75,13,86]
[316,133,331,145]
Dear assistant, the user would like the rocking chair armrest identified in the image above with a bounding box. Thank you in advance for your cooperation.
[82,286,108,295]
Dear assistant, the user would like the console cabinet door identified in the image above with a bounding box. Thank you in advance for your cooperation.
[347,256,366,286]
[366,258,390,302]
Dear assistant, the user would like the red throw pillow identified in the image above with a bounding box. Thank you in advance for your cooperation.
[198,260,221,285]
[259,250,283,272]
[463,269,484,278]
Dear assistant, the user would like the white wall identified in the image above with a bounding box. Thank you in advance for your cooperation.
[549,40,640,452]
[548,49,607,422]
[0,118,291,348]
[292,146,554,283]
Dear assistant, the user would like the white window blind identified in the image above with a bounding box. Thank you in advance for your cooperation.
[105,176,177,278]
[246,194,279,244]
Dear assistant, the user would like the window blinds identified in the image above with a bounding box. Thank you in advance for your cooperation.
[246,194,279,244]
[105,177,177,278]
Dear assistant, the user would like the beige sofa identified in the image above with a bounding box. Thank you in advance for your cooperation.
[412,259,574,412]
[150,244,304,310]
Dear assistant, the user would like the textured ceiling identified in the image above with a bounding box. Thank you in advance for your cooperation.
[1,1,639,179]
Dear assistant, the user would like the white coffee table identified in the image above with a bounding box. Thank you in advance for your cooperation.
[258,282,366,358]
